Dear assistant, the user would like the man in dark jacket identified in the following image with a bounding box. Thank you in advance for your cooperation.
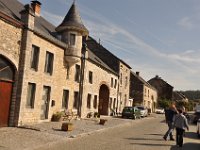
[163,103,178,141]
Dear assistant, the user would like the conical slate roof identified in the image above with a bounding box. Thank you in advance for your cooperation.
[56,2,88,35]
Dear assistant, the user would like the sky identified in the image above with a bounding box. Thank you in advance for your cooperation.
[19,0,200,91]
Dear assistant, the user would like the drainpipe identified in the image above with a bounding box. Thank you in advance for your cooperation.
[78,36,87,117]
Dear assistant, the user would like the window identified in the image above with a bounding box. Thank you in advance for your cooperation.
[89,71,93,84]
[87,94,91,109]
[44,51,54,75]
[75,64,80,82]
[62,90,69,109]
[30,45,39,70]
[73,91,79,109]
[69,33,76,46]
[93,95,98,109]
[111,78,113,88]
[125,76,128,88]
[124,94,127,106]
[114,79,117,89]
[26,83,36,108]
[0,56,14,80]
[110,98,112,109]
[120,73,122,85]
[113,98,116,109]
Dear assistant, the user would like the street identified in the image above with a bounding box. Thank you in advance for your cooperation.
[35,115,200,150]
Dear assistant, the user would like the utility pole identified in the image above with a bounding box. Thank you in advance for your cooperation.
[78,36,87,117]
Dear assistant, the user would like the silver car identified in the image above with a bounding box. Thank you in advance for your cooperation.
[136,106,148,117]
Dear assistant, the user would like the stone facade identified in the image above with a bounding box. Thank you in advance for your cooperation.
[0,16,22,126]
[0,0,132,126]
[129,72,157,112]
[118,62,131,112]
[148,75,173,101]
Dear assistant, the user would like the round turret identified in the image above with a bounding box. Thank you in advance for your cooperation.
[56,2,88,67]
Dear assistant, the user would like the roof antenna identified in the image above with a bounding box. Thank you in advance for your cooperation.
[99,38,101,45]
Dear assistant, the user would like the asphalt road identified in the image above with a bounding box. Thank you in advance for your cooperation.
[35,115,200,150]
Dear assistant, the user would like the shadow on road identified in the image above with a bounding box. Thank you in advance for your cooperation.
[170,143,200,150]
[145,133,163,136]
[185,132,199,140]
[125,137,164,141]
[130,143,172,147]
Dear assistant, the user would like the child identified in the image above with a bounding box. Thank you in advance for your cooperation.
[173,109,189,147]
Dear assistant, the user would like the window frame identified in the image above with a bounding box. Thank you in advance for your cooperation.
[75,64,80,82]
[89,71,93,84]
[26,82,36,109]
[62,90,69,109]
[44,51,54,75]
[93,95,98,109]
[69,33,76,46]
[30,45,40,71]
[73,91,79,109]
[87,94,92,109]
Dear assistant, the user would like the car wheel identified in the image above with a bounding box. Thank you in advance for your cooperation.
[198,130,200,138]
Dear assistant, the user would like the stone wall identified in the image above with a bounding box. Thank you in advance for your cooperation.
[17,31,119,124]
[0,19,22,126]
[118,62,131,113]
[0,19,21,67]
[143,85,157,112]
[81,59,118,117]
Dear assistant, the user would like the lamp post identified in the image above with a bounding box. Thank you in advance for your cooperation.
[78,36,87,117]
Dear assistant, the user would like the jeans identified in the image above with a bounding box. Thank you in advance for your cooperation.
[176,128,185,147]
[164,121,174,139]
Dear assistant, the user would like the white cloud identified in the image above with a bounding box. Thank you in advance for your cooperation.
[39,2,200,90]
[177,17,194,30]
[41,11,63,26]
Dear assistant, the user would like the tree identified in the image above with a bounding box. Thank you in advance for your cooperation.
[157,99,171,109]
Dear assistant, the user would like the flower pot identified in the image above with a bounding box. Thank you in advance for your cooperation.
[99,119,107,125]
[61,122,73,131]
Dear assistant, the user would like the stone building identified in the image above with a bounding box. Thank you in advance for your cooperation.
[0,0,131,127]
[172,91,188,102]
[129,72,157,112]
[148,75,173,101]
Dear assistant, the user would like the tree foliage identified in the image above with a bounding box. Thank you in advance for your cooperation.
[177,90,200,100]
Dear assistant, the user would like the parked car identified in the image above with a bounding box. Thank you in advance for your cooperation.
[136,106,148,117]
[197,119,200,138]
[155,108,165,114]
[122,106,141,119]
[193,111,200,124]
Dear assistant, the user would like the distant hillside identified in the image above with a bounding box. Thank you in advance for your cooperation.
[177,90,200,100]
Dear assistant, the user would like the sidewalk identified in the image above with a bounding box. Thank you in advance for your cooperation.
[0,115,149,150]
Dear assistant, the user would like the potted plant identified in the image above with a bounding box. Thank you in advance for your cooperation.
[51,111,64,122]
[94,112,100,118]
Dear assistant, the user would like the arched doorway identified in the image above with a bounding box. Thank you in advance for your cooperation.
[98,84,109,115]
[0,55,15,127]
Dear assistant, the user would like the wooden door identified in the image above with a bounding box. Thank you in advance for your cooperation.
[98,84,109,115]
[0,81,12,127]
[40,86,50,120]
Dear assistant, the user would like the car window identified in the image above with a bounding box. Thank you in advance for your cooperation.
[137,107,144,110]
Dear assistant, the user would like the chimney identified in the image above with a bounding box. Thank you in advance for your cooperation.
[136,72,140,76]
[31,1,41,16]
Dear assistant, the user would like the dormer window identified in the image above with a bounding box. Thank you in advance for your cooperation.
[69,33,76,46]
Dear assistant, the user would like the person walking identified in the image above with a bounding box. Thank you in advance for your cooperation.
[163,103,178,141]
[173,109,189,147]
